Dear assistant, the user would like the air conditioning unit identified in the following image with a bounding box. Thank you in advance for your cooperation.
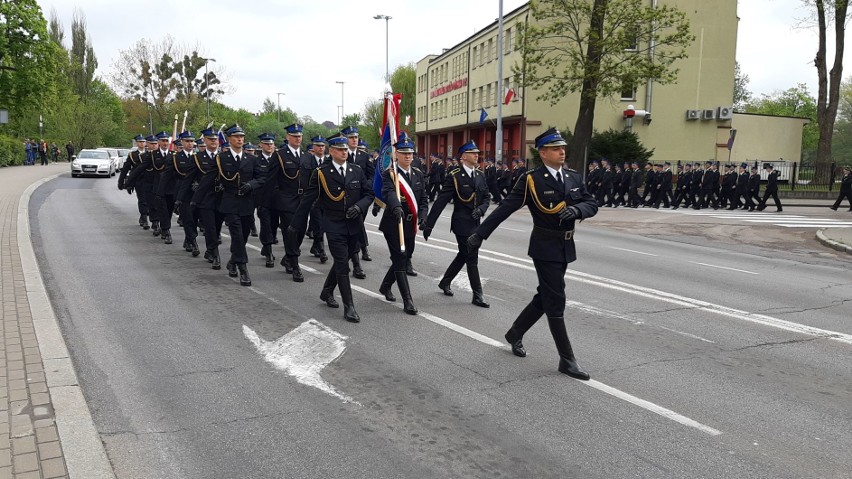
[685,110,700,121]
[717,106,734,120]
[702,109,716,120]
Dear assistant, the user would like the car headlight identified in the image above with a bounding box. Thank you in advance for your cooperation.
[71,160,79,167]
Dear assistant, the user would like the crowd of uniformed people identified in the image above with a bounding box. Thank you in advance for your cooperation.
[116,125,599,379]
[582,158,784,212]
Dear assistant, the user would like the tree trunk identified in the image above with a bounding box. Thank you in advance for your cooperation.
[814,0,847,184]
[568,0,607,172]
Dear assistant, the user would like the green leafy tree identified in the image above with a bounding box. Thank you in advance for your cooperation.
[390,63,416,131]
[589,128,653,165]
[0,0,58,136]
[733,61,752,110]
[515,0,694,170]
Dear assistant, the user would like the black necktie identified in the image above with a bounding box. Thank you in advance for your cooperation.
[295,150,300,158]
[339,166,345,177]
[556,171,563,187]
[235,154,240,162]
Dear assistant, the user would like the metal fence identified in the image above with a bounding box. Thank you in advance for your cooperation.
[674,161,847,192]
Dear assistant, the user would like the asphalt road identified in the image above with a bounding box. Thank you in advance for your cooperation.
[31,174,852,479]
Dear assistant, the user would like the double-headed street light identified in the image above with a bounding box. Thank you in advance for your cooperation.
[373,14,392,88]
[202,57,217,121]
[276,92,286,123]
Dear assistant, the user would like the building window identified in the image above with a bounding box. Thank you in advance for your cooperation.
[620,79,636,100]
[504,28,512,54]
[624,24,639,51]
[487,39,494,62]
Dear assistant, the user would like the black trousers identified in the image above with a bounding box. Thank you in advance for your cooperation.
[197,208,224,253]
[224,213,252,264]
[489,184,501,203]
[731,191,754,209]
[653,187,672,207]
[429,182,441,201]
[440,234,483,291]
[158,194,176,231]
[832,190,852,209]
[327,230,361,275]
[180,202,198,243]
[140,182,158,223]
[699,189,717,208]
[628,186,641,207]
[508,258,569,337]
[269,208,300,259]
[258,206,274,246]
[760,189,782,210]
[383,222,416,270]
[135,189,148,215]
[748,190,761,206]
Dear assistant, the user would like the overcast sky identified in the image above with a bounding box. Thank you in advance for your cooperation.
[35,0,845,125]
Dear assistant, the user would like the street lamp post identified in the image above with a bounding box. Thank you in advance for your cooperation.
[276,92,286,123]
[335,81,345,126]
[202,57,217,122]
[373,15,392,88]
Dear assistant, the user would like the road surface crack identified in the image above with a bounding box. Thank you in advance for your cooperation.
[631,306,698,315]
[156,366,237,379]
[722,337,820,352]
[99,411,305,439]
[598,355,699,374]
[754,298,852,315]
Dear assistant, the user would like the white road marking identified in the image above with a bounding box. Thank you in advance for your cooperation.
[607,246,659,257]
[224,234,322,275]
[657,326,716,343]
[688,261,760,275]
[583,380,721,436]
[566,300,644,325]
[452,270,473,292]
[243,320,358,404]
[402,236,852,346]
[778,223,852,228]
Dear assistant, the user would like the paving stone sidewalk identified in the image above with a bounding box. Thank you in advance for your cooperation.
[1,163,70,479]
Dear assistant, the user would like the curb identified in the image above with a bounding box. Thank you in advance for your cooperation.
[815,228,852,255]
[17,173,116,479]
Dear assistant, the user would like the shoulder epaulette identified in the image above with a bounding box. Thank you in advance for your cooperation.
[412,166,422,174]
[567,168,577,173]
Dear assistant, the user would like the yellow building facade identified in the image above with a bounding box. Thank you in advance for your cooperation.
[415,1,806,169]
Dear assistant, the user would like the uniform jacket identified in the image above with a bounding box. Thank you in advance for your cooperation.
[118,150,144,188]
[748,173,761,193]
[702,169,718,190]
[644,169,656,189]
[163,150,197,201]
[691,169,704,191]
[840,172,852,194]
[735,171,749,194]
[215,149,265,216]
[678,171,692,191]
[187,150,221,210]
[380,166,429,239]
[126,149,170,189]
[630,168,643,189]
[499,168,512,188]
[477,167,598,264]
[659,169,673,190]
[766,170,780,192]
[251,152,277,208]
[257,149,302,212]
[348,149,375,183]
[621,169,633,190]
[511,166,527,186]
[293,160,375,237]
[425,165,491,237]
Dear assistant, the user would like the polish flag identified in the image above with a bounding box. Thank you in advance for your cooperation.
[503,87,515,105]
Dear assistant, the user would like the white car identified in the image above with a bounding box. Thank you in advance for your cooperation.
[96,148,121,175]
[71,149,115,177]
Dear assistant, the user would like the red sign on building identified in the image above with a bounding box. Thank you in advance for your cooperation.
[430,78,468,98]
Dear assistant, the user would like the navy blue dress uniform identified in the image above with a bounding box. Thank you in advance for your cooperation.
[641,163,655,205]
[291,133,376,323]
[422,140,491,308]
[118,135,149,229]
[730,163,754,210]
[831,166,852,211]
[125,132,171,236]
[653,162,673,208]
[485,160,500,203]
[628,162,643,207]
[342,125,374,267]
[252,133,279,269]
[758,164,784,212]
[619,163,632,206]
[168,131,200,256]
[301,136,330,265]
[747,166,761,208]
[428,158,445,201]
[377,133,430,315]
[215,124,266,286]
[671,165,691,209]
[689,162,703,208]
[262,131,307,282]
[187,128,225,269]
[720,165,736,208]
[700,161,719,209]
[467,128,598,380]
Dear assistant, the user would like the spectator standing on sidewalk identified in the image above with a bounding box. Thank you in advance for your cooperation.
[39,139,48,166]
[830,166,852,211]
[65,141,75,162]
[50,142,59,162]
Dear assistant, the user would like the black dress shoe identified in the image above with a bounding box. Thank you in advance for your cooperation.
[281,256,294,274]
[830,206,838,211]
[204,250,213,262]
[227,261,238,277]
[212,255,221,270]
[405,263,417,277]
[361,248,372,261]
[438,279,454,296]
[379,284,396,302]
[320,289,339,308]
[291,263,305,283]
[319,251,328,264]
[505,333,526,357]
[353,267,366,280]
[558,357,590,380]
[265,252,275,268]
[472,291,490,308]
[152,224,161,236]
[191,242,200,257]
[163,231,172,244]
[238,264,251,287]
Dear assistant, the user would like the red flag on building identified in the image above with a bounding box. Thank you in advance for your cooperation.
[503,87,515,105]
